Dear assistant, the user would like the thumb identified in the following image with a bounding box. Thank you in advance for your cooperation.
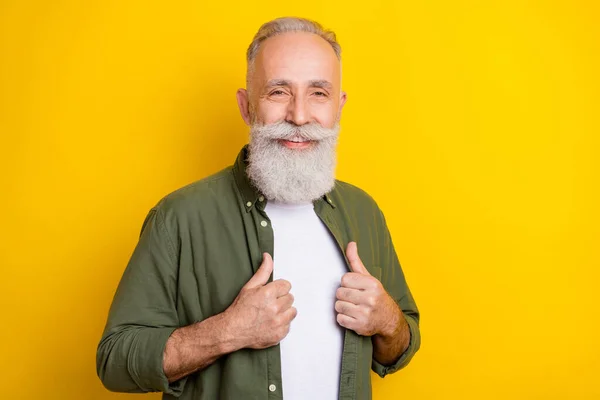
[346,242,369,275]
[245,253,273,288]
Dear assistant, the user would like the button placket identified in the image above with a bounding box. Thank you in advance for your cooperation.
[251,207,280,398]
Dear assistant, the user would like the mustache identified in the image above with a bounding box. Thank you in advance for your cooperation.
[251,121,339,142]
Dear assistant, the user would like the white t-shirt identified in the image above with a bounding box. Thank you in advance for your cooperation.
[265,200,348,400]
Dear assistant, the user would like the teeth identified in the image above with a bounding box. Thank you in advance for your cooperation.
[289,137,306,143]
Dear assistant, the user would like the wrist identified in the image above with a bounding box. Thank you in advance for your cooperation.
[377,297,404,338]
[218,309,246,353]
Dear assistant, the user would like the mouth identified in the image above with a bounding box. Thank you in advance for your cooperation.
[277,137,316,150]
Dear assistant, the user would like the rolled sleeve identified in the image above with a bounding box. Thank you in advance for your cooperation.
[98,326,187,395]
[371,207,421,377]
[129,327,186,395]
[371,313,421,378]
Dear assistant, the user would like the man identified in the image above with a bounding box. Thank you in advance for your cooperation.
[97,17,420,400]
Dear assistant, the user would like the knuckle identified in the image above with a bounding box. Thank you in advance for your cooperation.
[273,315,283,326]
[274,279,290,292]
[341,274,351,287]
[366,296,376,307]
[344,303,352,314]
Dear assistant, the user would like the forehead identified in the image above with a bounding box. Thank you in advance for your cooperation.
[254,32,341,86]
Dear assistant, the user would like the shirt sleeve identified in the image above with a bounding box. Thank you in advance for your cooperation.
[96,204,187,396]
[371,208,421,378]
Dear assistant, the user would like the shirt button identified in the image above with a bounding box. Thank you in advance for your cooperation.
[258,195,265,202]
[268,384,276,392]
[246,201,252,207]
[260,220,268,227]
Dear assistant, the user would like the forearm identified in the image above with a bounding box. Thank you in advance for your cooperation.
[372,303,410,366]
[163,311,242,382]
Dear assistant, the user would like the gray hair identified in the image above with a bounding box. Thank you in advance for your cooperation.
[246,17,341,86]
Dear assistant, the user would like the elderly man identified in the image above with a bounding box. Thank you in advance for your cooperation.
[97,17,420,400]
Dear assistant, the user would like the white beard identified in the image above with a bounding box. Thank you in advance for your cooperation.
[247,121,340,204]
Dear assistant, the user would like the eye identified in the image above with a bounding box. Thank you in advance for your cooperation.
[270,90,286,96]
[313,91,328,97]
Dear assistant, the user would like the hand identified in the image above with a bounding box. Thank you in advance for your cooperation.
[225,253,297,349]
[335,242,400,337]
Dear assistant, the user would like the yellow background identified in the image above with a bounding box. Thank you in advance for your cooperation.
[1,0,599,399]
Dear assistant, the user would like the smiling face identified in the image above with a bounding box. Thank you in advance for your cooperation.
[237,31,347,204]
[237,31,347,147]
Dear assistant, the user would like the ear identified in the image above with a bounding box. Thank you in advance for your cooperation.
[236,88,252,126]
[337,91,348,120]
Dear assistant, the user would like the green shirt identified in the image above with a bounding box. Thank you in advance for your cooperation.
[96,145,421,400]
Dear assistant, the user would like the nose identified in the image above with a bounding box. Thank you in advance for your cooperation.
[285,96,310,126]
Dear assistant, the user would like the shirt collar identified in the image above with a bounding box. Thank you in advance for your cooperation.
[232,145,336,212]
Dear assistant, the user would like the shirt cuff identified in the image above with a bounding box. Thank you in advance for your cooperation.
[371,313,421,378]
[129,326,188,396]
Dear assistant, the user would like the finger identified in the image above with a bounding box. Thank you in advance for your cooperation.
[340,272,375,290]
[334,300,361,319]
[245,253,273,288]
[336,313,358,331]
[282,306,297,323]
[336,287,363,304]
[276,293,294,311]
[267,279,292,297]
[346,242,370,275]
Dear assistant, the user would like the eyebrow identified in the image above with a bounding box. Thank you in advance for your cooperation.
[264,79,333,90]
[265,79,292,89]
[309,80,333,90]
